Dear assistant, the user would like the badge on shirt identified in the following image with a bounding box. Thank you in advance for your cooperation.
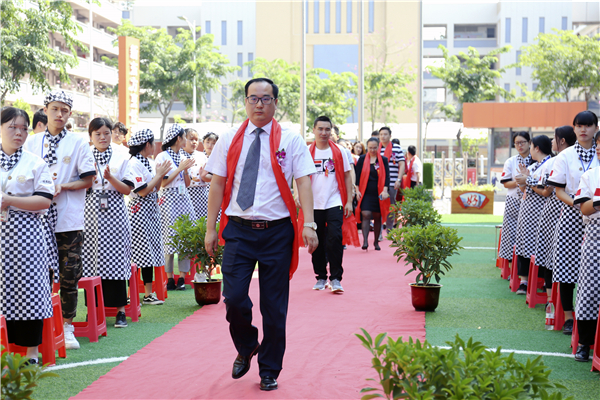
[136,177,142,183]
[16,175,26,184]
[178,183,185,195]
[62,156,71,165]
[0,210,9,222]
[99,193,110,210]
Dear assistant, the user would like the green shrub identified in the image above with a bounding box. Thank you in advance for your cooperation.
[1,347,58,400]
[423,162,434,189]
[393,198,441,228]
[402,185,434,203]
[356,331,573,400]
[388,223,462,285]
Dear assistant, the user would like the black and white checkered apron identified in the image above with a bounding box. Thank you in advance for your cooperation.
[499,194,522,260]
[534,194,562,269]
[158,187,197,254]
[128,193,165,269]
[41,204,59,282]
[575,219,600,320]
[82,190,132,280]
[515,188,546,259]
[1,211,53,320]
[551,196,583,284]
[188,185,208,220]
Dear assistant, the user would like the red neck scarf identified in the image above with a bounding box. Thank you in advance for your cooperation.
[297,141,360,247]
[379,141,393,164]
[356,152,390,222]
[219,118,300,279]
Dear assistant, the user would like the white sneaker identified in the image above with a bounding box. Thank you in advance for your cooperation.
[312,279,328,290]
[330,279,344,293]
[143,293,164,305]
[63,322,80,350]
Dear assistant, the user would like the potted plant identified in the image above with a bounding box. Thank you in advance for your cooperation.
[168,215,223,305]
[1,346,58,399]
[388,223,463,311]
[451,183,495,215]
[355,330,572,400]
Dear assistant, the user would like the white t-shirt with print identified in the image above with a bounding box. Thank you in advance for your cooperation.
[312,145,351,210]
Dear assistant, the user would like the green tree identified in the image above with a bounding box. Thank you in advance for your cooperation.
[516,29,600,102]
[223,79,247,126]
[11,98,33,124]
[0,0,87,104]
[306,69,357,132]
[108,21,236,138]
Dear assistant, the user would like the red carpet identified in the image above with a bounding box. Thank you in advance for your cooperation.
[73,239,424,400]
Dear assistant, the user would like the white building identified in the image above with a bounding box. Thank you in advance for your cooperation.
[6,0,122,130]
[128,0,257,125]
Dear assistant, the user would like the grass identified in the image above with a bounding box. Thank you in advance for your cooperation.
[440,213,503,224]
[425,223,600,399]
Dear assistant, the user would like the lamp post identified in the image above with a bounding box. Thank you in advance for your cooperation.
[178,15,197,125]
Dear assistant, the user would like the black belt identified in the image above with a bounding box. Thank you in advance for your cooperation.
[229,216,290,230]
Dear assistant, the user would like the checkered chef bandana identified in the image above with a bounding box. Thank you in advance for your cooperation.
[92,145,112,166]
[574,142,596,164]
[134,153,153,173]
[44,90,73,109]
[164,123,184,144]
[517,153,532,167]
[166,148,181,167]
[180,149,193,159]
[43,128,68,166]
[0,147,23,171]
[128,129,154,147]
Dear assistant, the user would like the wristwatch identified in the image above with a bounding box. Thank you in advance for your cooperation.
[303,222,317,230]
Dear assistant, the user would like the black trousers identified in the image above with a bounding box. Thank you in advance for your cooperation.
[577,319,598,346]
[221,218,294,379]
[6,319,44,347]
[312,207,344,282]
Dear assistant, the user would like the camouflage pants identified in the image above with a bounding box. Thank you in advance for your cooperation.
[57,231,84,320]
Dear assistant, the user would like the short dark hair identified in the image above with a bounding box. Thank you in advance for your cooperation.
[32,108,47,129]
[512,131,531,145]
[554,126,576,147]
[391,138,400,146]
[333,125,339,135]
[245,78,279,99]
[367,137,379,146]
[573,110,598,127]
[379,126,392,135]
[203,132,219,142]
[371,130,379,137]
[185,128,199,139]
[113,121,128,135]
[313,115,332,128]
[88,117,113,136]
[1,106,30,127]
[531,135,552,155]
[407,145,416,156]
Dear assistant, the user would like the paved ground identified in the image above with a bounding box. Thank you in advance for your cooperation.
[434,198,505,216]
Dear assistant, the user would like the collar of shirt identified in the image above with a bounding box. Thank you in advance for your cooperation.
[247,120,272,137]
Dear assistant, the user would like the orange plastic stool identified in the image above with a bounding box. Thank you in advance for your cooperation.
[106,265,141,323]
[551,282,566,331]
[500,258,511,280]
[526,256,548,308]
[509,246,520,292]
[495,227,502,268]
[571,318,595,354]
[0,315,8,354]
[138,266,168,301]
[592,313,600,372]
[73,277,107,343]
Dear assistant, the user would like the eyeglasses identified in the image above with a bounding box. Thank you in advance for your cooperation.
[8,125,29,133]
[246,96,274,105]
[514,140,529,146]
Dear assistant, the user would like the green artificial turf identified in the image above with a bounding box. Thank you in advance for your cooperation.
[425,223,600,399]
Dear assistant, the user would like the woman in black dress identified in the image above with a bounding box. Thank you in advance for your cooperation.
[355,137,390,251]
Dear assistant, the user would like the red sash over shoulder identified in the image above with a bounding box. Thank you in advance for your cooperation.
[297,141,360,248]
[356,153,390,222]
[218,118,300,280]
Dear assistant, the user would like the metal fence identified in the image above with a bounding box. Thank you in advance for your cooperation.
[423,152,488,196]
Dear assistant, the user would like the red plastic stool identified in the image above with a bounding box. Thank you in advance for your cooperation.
[509,246,520,292]
[495,227,502,268]
[73,277,107,343]
[551,282,566,331]
[106,265,141,323]
[138,266,168,301]
[592,313,600,372]
[52,282,59,294]
[0,315,8,354]
[571,318,595,354]
[500,258,511,280]
[526,256,548,308]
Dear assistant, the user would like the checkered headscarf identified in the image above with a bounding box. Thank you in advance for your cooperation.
[574,142,596,164]
[0,147,23,171]
[128,129,154,147]
[517,153,532,167]
[166,148,181,167]
[44,90,73,109]
[165,124,184,144]
[92,145,112,166]
[43,128,68,166]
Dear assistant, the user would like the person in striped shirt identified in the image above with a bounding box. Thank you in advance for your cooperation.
[378,127,405,232]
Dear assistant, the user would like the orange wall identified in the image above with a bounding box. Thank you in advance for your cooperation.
[463,102,587,128]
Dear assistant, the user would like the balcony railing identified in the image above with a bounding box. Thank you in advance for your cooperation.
[453,38,497,48]
[424,40,447,48]
[74,20,119,55]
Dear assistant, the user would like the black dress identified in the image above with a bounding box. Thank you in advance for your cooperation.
[355,155,390,212]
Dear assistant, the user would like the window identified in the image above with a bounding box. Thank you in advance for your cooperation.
[539,17,545,34]
[237,21,243,45]
[248,53,254,77]
[335,0,341,33]
[423,57,445,75]
[221,85,227,108]
[206,90,211,108]
[522,17,528,42]
[532,83,538,91]
[325,1,330,33]
[305,0,309,33]
[314,0,319,33]
[562,17,568,30]
[423,88,445,103]
[424,26,446,41]
[237,53,243,77]
[205,21,211,34]
[346,0,352,33]
[221,21,227,45]
[368,0,374,33]
[516,51,521,75]
[504,83,510,92]
[454,24,496,39]
[505,18,511,43]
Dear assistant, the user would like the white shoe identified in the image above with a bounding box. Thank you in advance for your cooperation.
[63,322,80,350]
[330,279,344,293]
[312,279,328,290]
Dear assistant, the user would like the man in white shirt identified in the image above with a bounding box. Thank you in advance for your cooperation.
[111,122,128,154]
[32,109,47,133]
[405,145,422,187]
[24,90,96,350]
[204,78,318,391]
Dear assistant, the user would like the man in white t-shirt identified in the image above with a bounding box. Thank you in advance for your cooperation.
[405,145,422,187]
[302,116,352,293]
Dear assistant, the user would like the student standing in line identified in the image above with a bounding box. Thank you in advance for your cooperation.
[81,118,133,328]
[200,132,220,220]
[180,128,208,220]
[127,129,172,305]
[532,127,576,301]
[0,107,54,365]
[24,90,96,350]
[572,129,600,362]
[155,124,196,291]
[498,132,532,277]
[513,135,552,295]
[404,145,422,188]
[547,111,600,335]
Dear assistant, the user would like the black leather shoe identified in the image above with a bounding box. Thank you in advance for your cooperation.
[575,344,590,362]
[232,345,259,379]
[563,319,573,335]
[260,376,278,391]
[166,278,176,291]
